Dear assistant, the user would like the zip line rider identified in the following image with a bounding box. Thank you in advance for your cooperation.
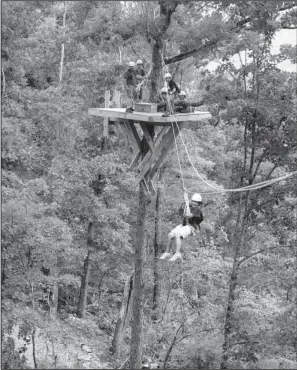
[124,61,137,113]
[160,193,204,262]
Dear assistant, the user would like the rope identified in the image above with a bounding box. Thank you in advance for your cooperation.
[158,48,296,197]
[171,116,297,195]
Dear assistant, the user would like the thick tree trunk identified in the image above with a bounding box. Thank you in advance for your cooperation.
[77,222,94,318]
[110,272,134,354]
[152,169,164,317]
[130,181,151,369]
[220,195,249,369]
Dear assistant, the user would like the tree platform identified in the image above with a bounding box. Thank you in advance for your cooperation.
[88,107,211,194]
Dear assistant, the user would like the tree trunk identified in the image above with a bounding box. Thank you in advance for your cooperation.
[152,169,164,318]
[32,328,38,369]
[110,272,134,354]
[77,222,94,318]
[130,181,151,369]
[58,3,67,87]
[220,195,249,369]
[49,280,59,317]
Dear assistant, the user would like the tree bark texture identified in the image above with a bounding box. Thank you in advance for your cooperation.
[152,169,164,316]
[111,272,134,354]
[58,3,67,86]
[130,182,151,369]
[77,222,94,318]
[149,0,178,103]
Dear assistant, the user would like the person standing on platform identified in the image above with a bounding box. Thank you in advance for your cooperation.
[124,61,137,113]
[135,59,146,102]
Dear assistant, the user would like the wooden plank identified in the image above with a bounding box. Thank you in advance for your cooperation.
[149,122,188,179]
[104,90,110,137]
[139,122,155,154]
[88,108,212,124]
[129,151,142,170]
[128,120,142,149]
[137,126,170,172]
[122,121,139,153]
[138,124,179,181]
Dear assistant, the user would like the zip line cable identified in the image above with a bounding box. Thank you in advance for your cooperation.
[159,55,297,196]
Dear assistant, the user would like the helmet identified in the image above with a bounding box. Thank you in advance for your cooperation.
[161,87,168,93]
[128,61,135,67]
[164,72,172,79]
[191,193,202,202]
[136,59,143,65]
[180,90,186,97]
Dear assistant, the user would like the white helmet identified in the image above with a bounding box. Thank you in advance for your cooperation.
[128,61,135,67]
[136,59,143,65]
[191,193,202,202]
[180,91,186,97]
[161,87,168,93]
[164,72,172,79]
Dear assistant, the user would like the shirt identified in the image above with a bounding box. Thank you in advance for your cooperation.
[124,69,137,86]
[179,202,204,230]
[135,67,145,80]
[166,80,181,94]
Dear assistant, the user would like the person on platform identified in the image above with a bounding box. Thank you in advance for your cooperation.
[157,86,169,112]
[124,61,137,113]
[135,59,146,101]
[160,193,204,262]
[162,72,181,116]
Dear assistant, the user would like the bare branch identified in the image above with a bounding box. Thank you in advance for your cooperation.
[238,244,293,267]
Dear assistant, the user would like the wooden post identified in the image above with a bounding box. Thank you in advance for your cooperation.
[104,90,110,137]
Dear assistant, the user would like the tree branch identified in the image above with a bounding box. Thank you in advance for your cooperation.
[164,40,217,64]
[238,244,293,267]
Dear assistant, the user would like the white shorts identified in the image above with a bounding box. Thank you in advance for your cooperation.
[169,224,195,239]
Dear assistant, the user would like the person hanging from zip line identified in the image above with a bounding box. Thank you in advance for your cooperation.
[135,59,146,101]
[162,72,181,116]
[160,193,204,262]
[124,61,137,113]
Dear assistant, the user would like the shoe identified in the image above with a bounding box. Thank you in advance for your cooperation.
[160,252,171,260]
[162,113,170,117]
[169,252,182,262]
[126,107,134,113]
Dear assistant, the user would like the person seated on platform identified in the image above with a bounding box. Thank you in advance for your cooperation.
[160,193,204,262]
[124,61,137,113]
[135,59,146,101]
[174,90,191,113]
[157,86,169,112]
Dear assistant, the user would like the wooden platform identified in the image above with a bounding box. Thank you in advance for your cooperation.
[88,108,211,126]
[88,107,212,194]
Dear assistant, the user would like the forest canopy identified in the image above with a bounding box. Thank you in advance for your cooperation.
[1,1,297,369]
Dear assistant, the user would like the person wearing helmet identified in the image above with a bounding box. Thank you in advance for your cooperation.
[135,60,146,101]
[162,72,181,116]
[124,61,137,112]
[157,86,169,112]
[164,72,181,97]
[179,91,187,100]
[160,193,204,262]
[174,90,190,113]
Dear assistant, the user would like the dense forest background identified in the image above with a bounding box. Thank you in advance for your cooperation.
[1,1,297,369]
